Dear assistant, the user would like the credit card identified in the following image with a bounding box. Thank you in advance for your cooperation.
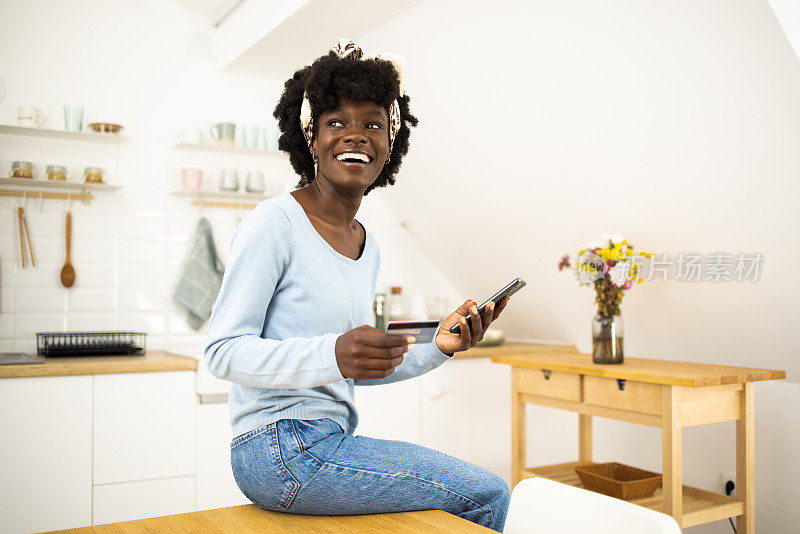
[385,320,441,344]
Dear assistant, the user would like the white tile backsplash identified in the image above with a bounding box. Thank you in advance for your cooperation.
[119,312,166,333]
[119,240,165,264]
[68,312,118,331]
[67,288,116,312]
[15,288,68,312]
[13,262,63,287]
[118,288,168,311]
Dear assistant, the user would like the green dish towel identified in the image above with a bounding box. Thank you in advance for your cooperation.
[172,217,225,331]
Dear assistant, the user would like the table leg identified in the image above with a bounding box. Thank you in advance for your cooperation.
[662,385,683,527]
[737,382,754,533]
[511,368,525,488]
[579,414,592,465]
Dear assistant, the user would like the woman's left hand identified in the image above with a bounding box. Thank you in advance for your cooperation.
[434,296,510,355]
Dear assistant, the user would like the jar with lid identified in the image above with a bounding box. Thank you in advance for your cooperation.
[11,161,34,179]
[385,285,409,322]
[46,165,68,181]
[83,166,105,184]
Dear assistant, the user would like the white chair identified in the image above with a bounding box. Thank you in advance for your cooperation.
[503,477,681,534]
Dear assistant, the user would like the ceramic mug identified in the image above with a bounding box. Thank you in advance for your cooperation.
[181,168,208,189]
[245,171,265,193]
[18,106,50,128]
[210,122,235,146]
[218,169,239,191]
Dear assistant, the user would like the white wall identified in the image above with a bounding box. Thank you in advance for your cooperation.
[358,0,800,531]
[0,0,462,382]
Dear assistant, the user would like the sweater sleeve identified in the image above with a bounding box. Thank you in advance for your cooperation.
[353,241,454,387]
[353,338,454,386]
[203,202,346,390]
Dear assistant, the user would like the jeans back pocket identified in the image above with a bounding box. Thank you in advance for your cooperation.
[230,423,300,511]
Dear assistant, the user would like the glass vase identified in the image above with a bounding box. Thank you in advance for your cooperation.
[592,314,624,364]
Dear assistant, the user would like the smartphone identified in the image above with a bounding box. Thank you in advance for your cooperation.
[449,277,526,335]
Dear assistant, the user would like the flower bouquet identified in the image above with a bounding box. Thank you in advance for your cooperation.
[558,234,651,364]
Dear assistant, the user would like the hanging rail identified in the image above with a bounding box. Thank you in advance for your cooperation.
[0,189,93,203]
[192,199,257,210]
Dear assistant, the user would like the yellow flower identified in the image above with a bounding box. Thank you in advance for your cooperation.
[641,251,652,259]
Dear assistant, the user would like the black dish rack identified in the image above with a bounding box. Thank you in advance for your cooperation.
[36,331,147,357]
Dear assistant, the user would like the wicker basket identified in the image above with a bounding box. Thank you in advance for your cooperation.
[574,462,662,500]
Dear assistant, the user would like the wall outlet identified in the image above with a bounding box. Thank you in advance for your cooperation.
[721,471,736,497]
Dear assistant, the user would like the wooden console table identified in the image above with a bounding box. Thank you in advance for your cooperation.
[489,343,785,533]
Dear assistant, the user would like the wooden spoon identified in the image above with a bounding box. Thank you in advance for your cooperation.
[60,210,75,287]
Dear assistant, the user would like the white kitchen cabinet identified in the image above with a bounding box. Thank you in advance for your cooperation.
[419,358,512,484]
[93,370,195,484]
[93,476,195,525]
[0,375,93,534]
[353,377,420,443]
[196,398,250,511]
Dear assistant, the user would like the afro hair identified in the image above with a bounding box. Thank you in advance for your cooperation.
[273,50,418,197]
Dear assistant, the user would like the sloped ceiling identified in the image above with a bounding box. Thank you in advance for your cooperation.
[768,0,800,61]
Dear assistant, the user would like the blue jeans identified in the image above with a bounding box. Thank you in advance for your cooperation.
[230,417,510,532]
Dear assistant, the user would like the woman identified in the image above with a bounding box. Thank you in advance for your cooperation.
[204,39,512,532]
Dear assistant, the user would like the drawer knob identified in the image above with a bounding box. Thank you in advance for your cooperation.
[541,370,552,380]
[617,379,627,391]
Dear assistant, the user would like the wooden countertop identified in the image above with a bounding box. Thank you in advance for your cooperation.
[48,504,493,533]
[488,343,785,387]
[0,350,197,379]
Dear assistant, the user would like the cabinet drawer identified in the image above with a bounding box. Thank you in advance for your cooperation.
[583,376,662,416]
[517,368,580,401]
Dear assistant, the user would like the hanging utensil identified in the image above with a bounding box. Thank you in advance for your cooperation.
[20,206,35,267]
[17,205,35,268]
[60,210,75,287]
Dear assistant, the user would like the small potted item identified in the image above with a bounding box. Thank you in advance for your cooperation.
[46,165,68,181]
[11,161,34,179]
[83,166,105,184]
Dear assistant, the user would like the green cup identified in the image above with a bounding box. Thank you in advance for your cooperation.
[64,105,84,132]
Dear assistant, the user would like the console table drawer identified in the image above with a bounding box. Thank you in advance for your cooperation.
[583,376,662,416]
[517,368,581,401]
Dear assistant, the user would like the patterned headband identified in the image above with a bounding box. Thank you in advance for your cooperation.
[300,38,404,160]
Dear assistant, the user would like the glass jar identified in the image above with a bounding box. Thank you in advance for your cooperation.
[46,165,68,181]
[373,292,386,331]
[385,286,409,322]
[11,161,34,179]
[83,166,105,183]
[592,314,624,364]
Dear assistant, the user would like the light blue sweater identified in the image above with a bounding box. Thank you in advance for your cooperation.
[204,190,454,439]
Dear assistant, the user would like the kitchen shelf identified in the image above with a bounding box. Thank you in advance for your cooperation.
[0,123,127,143]
[171,189,276,210]
[172,141,281,157]
[0,177,121,191]
[0,177,122,204]
[525,461,743,528]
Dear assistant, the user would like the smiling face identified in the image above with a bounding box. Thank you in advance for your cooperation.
[311,96,390,192]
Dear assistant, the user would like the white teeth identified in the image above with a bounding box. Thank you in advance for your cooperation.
[336,152,370,163]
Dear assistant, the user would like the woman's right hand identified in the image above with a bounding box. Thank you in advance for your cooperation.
[335,325,414,380]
